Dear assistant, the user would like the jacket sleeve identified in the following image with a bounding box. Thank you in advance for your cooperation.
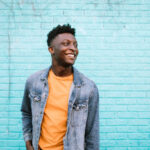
[85,84,99,150]
[21,79,32,142]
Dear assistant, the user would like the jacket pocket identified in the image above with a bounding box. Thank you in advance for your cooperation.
[71,101,88,127]
[29,92,41,102]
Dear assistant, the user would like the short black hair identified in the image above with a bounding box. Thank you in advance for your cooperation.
[47,24,76,47]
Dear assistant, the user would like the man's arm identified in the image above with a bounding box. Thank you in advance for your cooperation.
[85,84,99,150]
[21,79,33,149]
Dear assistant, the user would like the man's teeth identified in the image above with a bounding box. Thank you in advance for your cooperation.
[67,54,74,57]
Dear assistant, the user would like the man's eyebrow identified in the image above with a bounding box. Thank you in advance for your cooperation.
[62,39,77,42]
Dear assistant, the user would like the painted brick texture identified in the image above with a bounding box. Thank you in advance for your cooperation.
[0,0,150,149]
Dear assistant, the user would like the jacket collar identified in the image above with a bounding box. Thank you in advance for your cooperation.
[40,66,83,86]
[73,67,83,87]
[40,66,51,81]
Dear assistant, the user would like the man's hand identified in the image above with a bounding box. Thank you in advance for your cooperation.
[26,140,34,150]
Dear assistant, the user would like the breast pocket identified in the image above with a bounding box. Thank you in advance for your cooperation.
[71,102,88,127]
[29,92,41,103]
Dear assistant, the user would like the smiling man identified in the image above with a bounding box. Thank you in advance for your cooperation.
[21,24,99,150]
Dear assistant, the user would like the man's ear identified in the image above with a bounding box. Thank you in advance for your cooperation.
[48,47,55,55]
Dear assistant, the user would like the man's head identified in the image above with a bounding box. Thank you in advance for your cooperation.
[47,24,78,67]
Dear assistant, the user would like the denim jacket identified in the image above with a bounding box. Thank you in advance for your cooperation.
[21,67,99,150]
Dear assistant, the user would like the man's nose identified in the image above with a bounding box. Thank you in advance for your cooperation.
[69,44,76,51]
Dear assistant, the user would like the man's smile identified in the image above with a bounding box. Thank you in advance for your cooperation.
[65,52,76,59]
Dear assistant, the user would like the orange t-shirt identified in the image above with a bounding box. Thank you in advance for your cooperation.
[38,69,73,150]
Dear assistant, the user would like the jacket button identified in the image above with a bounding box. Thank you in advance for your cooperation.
[76,106,79,111]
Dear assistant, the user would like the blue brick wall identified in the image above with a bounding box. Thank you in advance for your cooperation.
[0,0,150,149]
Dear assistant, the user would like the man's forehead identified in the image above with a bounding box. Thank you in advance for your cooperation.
[55,33,76,41]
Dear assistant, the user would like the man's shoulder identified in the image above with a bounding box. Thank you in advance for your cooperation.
[75,68,97,88]
[26,68,49,83]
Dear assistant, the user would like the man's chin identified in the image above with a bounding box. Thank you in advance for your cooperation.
[63,61,75,68]
[64,63,74,68]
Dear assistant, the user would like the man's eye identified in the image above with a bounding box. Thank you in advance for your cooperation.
[74,43,78,48]
[63,42,69,46]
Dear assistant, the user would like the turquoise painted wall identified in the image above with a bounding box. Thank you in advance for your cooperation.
[1,0,150,149]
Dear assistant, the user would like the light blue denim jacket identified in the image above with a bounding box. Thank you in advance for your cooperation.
[21,67,99,150]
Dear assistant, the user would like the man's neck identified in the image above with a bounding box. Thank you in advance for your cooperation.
[51,65,73,77]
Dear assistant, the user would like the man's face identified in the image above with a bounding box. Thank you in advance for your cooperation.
[49,33,79,67]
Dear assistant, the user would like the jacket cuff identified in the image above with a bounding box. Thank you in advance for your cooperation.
[24,133,32,142]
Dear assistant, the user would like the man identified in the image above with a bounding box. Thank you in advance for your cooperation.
[21,24,99,150]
